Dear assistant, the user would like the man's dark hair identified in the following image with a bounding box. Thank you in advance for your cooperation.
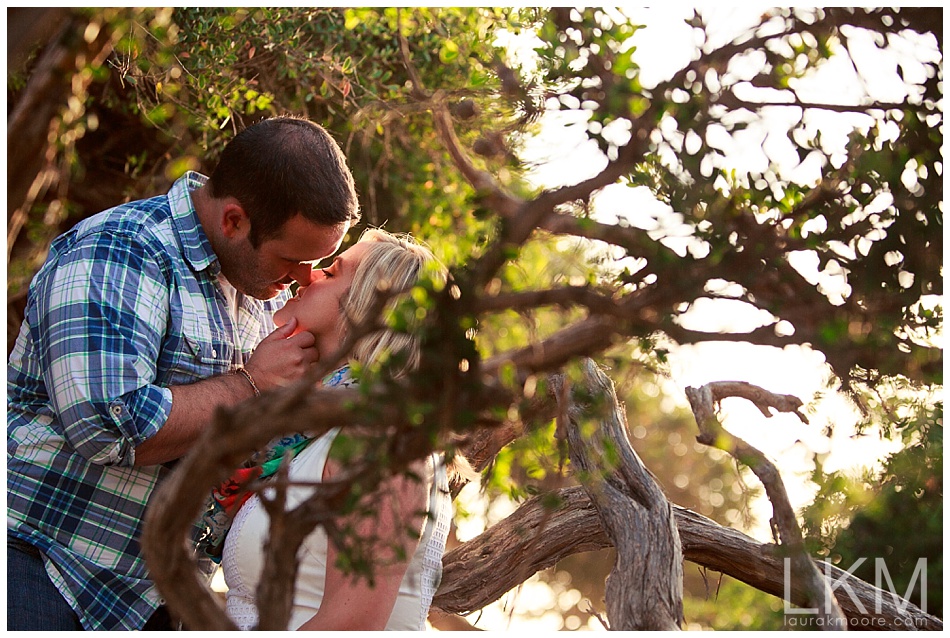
[209,116,361,246]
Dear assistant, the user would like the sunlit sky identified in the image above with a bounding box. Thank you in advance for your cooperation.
[453,7,941,630]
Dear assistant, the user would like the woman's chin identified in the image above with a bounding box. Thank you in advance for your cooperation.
[273,312,291,329]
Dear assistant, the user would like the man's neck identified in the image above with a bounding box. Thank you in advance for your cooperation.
[190,184,213,227]
[190,184,225,255]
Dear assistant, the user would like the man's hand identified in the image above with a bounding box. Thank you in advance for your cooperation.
[244,317,319,391]
[136,318,318,466]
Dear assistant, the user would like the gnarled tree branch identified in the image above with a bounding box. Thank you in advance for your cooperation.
[685,381,846,630]
[562,360,684,630]
[432,487,941,631]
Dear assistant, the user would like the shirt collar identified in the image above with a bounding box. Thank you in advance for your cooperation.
[168,171,219,274]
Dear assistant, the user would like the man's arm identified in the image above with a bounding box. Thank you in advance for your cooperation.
[133,372,253,467]
[134,317,318,466]
[32,229,319,468]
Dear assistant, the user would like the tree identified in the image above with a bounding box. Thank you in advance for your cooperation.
[8,7,942,630]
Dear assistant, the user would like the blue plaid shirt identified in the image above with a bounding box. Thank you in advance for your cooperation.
[7,172,290,630]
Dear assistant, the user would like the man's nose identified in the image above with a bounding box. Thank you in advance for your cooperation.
[289,262,316,286]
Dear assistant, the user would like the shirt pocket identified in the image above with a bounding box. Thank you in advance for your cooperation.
[183,328,233,369]
[161,289,235,385]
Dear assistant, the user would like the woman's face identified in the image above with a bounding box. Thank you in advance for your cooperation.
[273,241,372,342]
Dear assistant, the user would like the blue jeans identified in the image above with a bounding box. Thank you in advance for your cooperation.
[7,535,177,631]
[7,536,82,630]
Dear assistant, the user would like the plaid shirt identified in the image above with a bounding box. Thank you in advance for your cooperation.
[7,172,290,630]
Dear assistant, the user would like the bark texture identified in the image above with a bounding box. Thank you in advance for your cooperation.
[561,360,684,630]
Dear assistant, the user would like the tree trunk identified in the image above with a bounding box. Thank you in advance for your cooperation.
[561,360,684,630]
[8,11,111,234]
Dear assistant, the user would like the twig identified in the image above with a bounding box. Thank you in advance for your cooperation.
[396,15,505,201]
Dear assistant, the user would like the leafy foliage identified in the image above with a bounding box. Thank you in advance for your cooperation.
[813,397,943,616]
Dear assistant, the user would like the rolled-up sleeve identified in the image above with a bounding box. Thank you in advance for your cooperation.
[34,231,173,466]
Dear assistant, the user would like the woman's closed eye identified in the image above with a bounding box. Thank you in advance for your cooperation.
[321,268,334,278]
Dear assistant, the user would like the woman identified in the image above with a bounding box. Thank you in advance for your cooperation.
[218,229,453,630]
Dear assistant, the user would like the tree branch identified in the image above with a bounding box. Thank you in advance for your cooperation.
[684,381,846,630]
[142,387,370,630]
[482,315,626,377]
[433,487,942,631]
[562,360,684,630]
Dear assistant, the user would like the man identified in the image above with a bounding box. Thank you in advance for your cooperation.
[7,116,360,630]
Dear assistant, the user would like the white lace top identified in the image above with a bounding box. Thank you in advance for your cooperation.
[222,428,451,630]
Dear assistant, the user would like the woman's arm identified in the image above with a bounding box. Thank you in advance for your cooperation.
[296,457,429,631]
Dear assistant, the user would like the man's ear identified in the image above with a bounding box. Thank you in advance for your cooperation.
[221,202,250,239]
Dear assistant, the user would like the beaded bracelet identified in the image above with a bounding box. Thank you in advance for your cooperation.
[233,367,261,397]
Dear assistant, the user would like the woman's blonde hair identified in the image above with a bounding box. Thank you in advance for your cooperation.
[339,228,478,483]
[340,228,446,376]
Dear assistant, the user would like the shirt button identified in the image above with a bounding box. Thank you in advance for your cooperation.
[110,405,123,416]
[212,349,218,358]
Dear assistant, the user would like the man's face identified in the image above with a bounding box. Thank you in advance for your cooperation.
[218,214,349,300]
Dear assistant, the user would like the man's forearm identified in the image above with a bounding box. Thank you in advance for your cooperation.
[134,372,257,466]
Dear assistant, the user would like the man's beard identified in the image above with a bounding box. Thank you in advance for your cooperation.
[215,240,282,300]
